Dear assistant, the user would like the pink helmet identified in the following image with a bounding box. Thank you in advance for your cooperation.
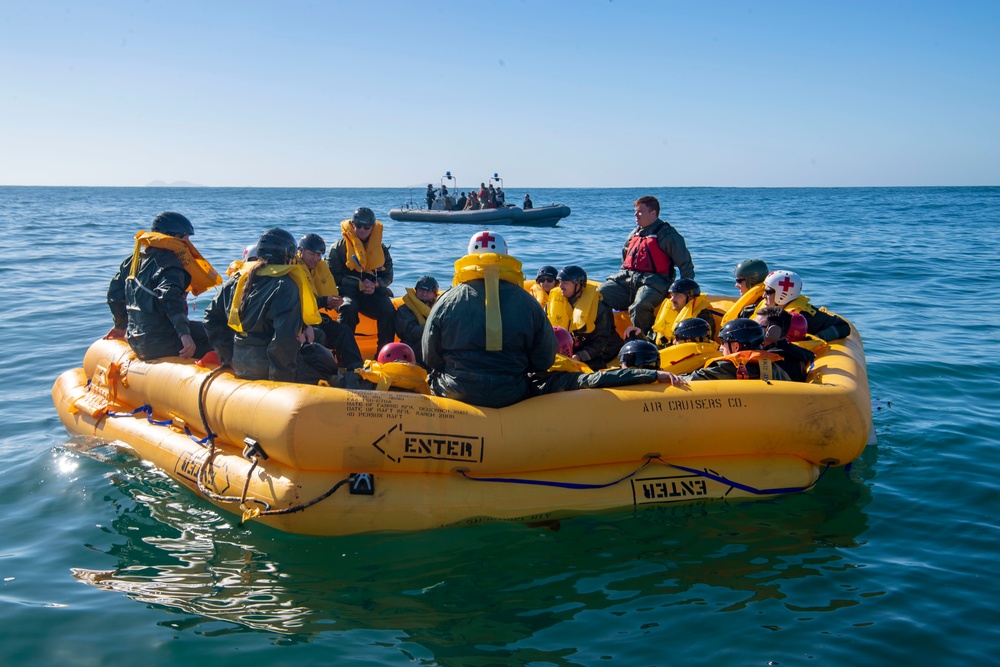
[553,326,574,357]
[467,230,507,254]
[787,312,808,342]
[377,342,416,364]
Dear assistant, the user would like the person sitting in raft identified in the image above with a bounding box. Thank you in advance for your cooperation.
[454,192,468,211]
[721,258,770,326]
[531,332,677,394]
[597,195,696,337]
[421,231,557,408]
[203,228,341,386]
[395,275,439,367]
[636,278,721,347]
[356,343,431,394]
[106,211,220,361]
[548,265,624,367]
[298,233,363,371]
[656,317,723,374]
[327,207,397,354]
[658,318,791,385]
[755,306,816,383]
[762,270,851,341]
[523,193,533,210]
[530,265,559,307]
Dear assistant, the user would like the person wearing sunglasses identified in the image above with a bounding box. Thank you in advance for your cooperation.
[529,265,558,306]
[761,270,851,342]
[721,258,770,326]
[327,207,397,354]
[597,195,695,337]
[658,318,790,384]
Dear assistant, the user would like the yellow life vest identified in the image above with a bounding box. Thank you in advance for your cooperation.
[129,231,222,296]
[226,259,245,278]
[402,288,431,325]
[546,280,602,334]
[452,253,525,351]
[358,360,431,394]
[783,295,817,316]
[650,293,713,345]
[528,281,549,307]
[340,219,386,273]
[659,341,721,375]
[227,261,322,333]
[793,333,829,356]
[548,354,594,374]
[721,284,765,326]
[302,254,339,298]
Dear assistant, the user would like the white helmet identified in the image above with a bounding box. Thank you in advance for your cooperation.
[242,243,259,261]
[764,270,802,307]
[467,230,507,255]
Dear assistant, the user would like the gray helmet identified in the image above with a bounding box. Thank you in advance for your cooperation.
[298,233,326,254]
[734,259,769,288]
[618,339,660,370]
[151,211,194,237]
[352,207,376,227]
[556,265,588,285]
[535,265,558,281]
[668,278,701,299]
[414,275,439,292]
[255,228,297,264]
[673,317,712,343]
[718,318,765,350]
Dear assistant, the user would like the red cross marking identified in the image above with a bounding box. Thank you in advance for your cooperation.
[475,232,495,248]
[779,276,795,293]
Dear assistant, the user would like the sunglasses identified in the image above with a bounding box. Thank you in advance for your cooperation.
[764,288,776,296]
[734,277,746,284]
[354,222,375,230]
[537,277,556,284]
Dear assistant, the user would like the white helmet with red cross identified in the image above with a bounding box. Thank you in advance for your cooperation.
[467,230,507,255]
[764,270,802,307]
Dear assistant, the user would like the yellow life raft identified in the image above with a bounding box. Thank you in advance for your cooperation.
[52,312,872,536]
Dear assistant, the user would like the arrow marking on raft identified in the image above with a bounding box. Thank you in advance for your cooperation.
[370,423,484,465]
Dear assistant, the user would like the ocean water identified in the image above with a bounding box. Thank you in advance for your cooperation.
[1,185,998,665]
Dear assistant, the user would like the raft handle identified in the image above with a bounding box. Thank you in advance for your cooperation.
[242,437,269,461]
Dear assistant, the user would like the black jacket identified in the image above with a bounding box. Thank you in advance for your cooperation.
[532,367,659,395]
[422,280,556,408]
[767,339,816,382]
[686,356,791,382]
[107,247,193,361]
[327,238,394,294]
[395,303,427,365]
[572,298,624,366]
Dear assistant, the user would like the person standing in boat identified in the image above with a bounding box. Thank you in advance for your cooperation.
[523,193,533,209]
[106,211,219,361]
[547,265,623,367]
[496,186,506,206]
[297,233,364,371]
[597,195,695,337]
[203,228,340,385]
[327,207,397,354]
[395,275,439,367]
[425,184,435,210]
[721,258,770,325]
[422,231,557,408]
[761,270,851,341]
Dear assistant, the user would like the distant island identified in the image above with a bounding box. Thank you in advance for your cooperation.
[146,180,204,187]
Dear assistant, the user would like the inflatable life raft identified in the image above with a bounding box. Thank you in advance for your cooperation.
[52,320,871,537]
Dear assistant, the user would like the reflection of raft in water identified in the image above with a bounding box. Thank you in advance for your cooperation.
[52,324,871,537]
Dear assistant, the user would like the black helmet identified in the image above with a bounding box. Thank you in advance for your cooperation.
[668,278,701,299]
[352,207,376,226]
[255,228,297,264]
[734,259,769,288]
[718,318,765,350]
[415,275,439,292]
[151,211,194,237]
[535,265,558,281]
[673,317,712,343]
[619,339,660,370]
[556,265,588,285]
[298,233,326,254]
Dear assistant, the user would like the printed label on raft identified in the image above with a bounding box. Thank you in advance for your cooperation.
[344,392,461,420]
[175,449,232,495]
[401,430,484,463]
[632,473,709,504]
[644,398,725,413]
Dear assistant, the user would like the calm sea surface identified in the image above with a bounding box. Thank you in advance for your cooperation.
[1,186,997,665]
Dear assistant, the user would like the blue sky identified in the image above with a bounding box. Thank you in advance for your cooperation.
[2,1,998,187]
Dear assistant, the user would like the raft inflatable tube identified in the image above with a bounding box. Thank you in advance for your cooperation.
[388,204,570,228]
[52,324,871,537]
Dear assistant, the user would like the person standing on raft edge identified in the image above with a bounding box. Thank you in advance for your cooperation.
[421,231,557,408]
[106,211,219,361]
[597,195,695,337]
